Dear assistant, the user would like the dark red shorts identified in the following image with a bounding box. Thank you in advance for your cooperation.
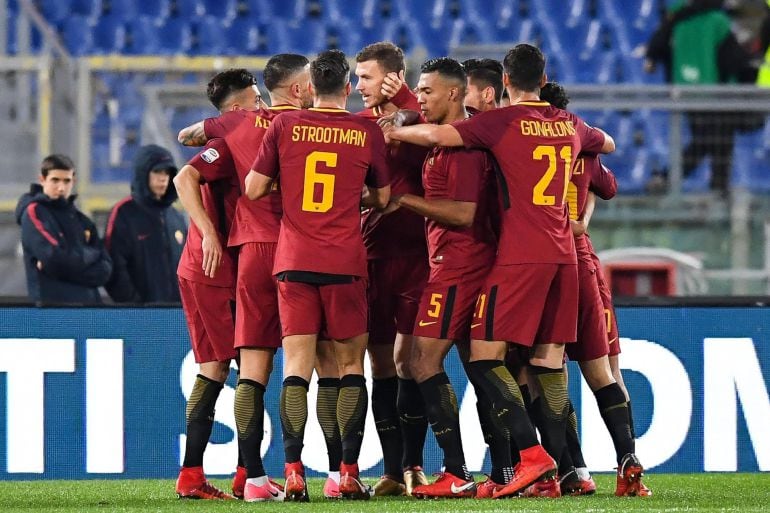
[412,265,488,341]
[178,276,237,363]
[567,259,610,361]
[470,263,578,347]
[368,256,429,345]
[277,278,368,340]
[592,252,621,356]
[235,242,281,349]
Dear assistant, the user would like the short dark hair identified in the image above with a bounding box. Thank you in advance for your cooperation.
[462,58,504,103]
[502,44,546,92]
[355,41,405,73]
[420,57,466,90]
[206,68,258,110]
[263,53,309,92]
[310,49,350,96]
[539,82,570,110]
[40,154,75,177]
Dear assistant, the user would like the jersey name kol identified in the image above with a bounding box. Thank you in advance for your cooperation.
[291,125,368,147]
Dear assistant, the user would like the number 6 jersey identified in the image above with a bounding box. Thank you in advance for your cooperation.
[251,107,391,277]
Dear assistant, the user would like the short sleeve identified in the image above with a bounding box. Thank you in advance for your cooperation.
[446,150,485,202]
[251,116,282,179]
[574,116,606,155]
[588,156,618,200]
[188,138,235,183]
[203,110,244,139]
[365,125,391,188]
[452,109,507,151]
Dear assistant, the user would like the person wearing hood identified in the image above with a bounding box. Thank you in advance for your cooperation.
[16,154,112,304]
[105,144,187,303]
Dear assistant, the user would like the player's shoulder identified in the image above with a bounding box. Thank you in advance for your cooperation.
[355,107,379,120]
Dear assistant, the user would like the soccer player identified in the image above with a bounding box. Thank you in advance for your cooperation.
[244,49,391,502]
[540,82,649,498]
[462,58,505,113]
[177,61,314,501]
[386,57,498,498]
[354,41,431,496]
[172,135,240,501]
[388,44,615,498]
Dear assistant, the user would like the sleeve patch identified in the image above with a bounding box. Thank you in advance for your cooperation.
[200,148,220,163]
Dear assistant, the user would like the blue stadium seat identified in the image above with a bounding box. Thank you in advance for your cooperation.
[125,17,161,54]
[60,15,94,56]
[70,0,102,23]
[168,0,205,21]
[223,16,260,55]
[37,0,71,24]
[104,0,137,18]
[247,0,306,25]
[286,18,327,55]
[326,19,363,56]
[139,0,171,19]
[201,0,238,22]
[447,17,494,51]
[194,16,227,55]
[532,0,588,29]
[490,0,520,36]
[381,19,429,56]
[93,14,126,54]
[681,159,711,193]
[260,18,291,54]
[157,18,193,55]
[732,127,770,192]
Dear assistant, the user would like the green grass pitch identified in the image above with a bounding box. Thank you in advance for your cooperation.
[0,474,768,512]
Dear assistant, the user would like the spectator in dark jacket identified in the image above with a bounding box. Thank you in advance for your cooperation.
[15,154,112,304]
[105,144,187,303]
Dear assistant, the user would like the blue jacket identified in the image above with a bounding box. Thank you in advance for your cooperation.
[15,185,113,304]
[104,145,187,303]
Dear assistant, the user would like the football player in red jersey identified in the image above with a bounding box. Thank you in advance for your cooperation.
[462,58,505,114]
[541,82,649,498]
[386,57,499,498]
[245,49,391,502]
[388,44,615,498]
[354,41,431,497]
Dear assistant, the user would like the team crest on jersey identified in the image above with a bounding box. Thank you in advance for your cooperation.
[175,230,184,244]
[201,148,220,163]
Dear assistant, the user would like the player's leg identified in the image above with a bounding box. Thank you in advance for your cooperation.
[232,242,283,501]
[324,278,371,500]
[176,278,237,500]
[410,334,475,498]
[315,339,343,498]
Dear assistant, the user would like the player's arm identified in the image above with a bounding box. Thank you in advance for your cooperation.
[361,185,391,209]
[244,170,273,201]
[597,128,615,154]
[388,123,464,147]
[571,192,595,237]
[177,121,207,146]
[589,158,618,200]
[394,195,476,227]
[173,164,222,278]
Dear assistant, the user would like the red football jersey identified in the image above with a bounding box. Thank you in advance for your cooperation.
[453,101,606,265]
[567,154,617,259]
[252,108,390,277]
[358,85,429,259]
[177,138,239,287]
[422,146,497,280]
[203,105,298,245]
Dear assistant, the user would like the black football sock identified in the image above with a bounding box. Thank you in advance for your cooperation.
[397,377,427,469]
[566,399,587,469]
[530,365,569,466]
[234,379,266,478]
[418,372,470,480]
[595,383,635,464]
[628,399,637,439]
[317,377,342,472]
[467,360,539,453]
[371,376,403,477]
[280,376,309,463]
[338,374,368,465]
[182,374,223,468]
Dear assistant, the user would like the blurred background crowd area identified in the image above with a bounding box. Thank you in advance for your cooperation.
[2,0,770,298]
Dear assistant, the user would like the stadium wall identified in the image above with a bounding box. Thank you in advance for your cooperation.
[0,305,768,479]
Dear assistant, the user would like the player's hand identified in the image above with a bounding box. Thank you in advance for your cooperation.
[380,121,394,144]
[381,71,405,99]
[201,231,223,278]
[381,196,402,214]
[570,219,587,236]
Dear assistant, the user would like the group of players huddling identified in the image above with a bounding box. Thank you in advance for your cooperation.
[170,40,651,502]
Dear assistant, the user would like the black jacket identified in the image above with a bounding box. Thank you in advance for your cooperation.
[104,145,187,303]
[16,185,112,304]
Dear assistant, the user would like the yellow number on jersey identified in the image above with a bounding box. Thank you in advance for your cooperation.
[532,145,573,206]
[427,293,443,318]
[302,151,337,213]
